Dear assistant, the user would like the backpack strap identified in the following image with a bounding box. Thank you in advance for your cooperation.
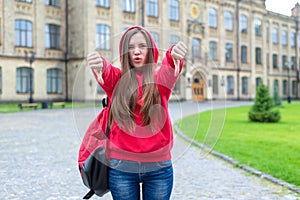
[83,189,95,199]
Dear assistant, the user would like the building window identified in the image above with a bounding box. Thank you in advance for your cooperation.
[256,77,262,88]
[45,0,60,7]
[45,24,61,49]
[96,0,110,8]
[169,0,179,21]
[192,38,201,59]
[16,67,34,93]
[290,32,296,47]
[122,0,135,13]
[272,54,278,69]
[291,56,296,70]
[283,80,288,95]
[15,20,33,47]
[208,8,217,28]
[170,35,179,46]
[254,18,261,36]
[0,19,1,45]
[239,14,247,33]
[266,26,269,42]
[255,47,261,64]
[0,67,2,94]
[147,0,158,17]
[150,31,159,47]
[16,0,32,3]
[282,55,287,70]
[241,45,247,63]
[282,30,287,46]
[224,11,233,31]
[96,24,110,50]
[47,68,62,94]
[272,28,278,44]
[225,43,233,62]
[242,76,248,95]
[212,75,218,95]
[209,41,217,61]
[226,76,234,95]
[292,80,297,95]
[274,79,279,94]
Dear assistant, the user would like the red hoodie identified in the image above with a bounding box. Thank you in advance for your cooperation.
[92,26,184,162]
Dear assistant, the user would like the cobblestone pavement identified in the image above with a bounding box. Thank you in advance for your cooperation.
[0,100,299,200]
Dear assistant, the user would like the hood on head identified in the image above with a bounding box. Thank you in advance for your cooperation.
[119,25,159,65]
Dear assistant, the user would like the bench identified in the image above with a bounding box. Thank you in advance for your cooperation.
[18,103,38,110]
[49,102,65,109]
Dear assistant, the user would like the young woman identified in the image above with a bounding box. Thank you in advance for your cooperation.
[87,25,187,200]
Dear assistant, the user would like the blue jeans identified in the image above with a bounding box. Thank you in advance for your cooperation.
[109,159,173,200]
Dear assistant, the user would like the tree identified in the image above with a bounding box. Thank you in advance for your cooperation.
[248,83,281,122]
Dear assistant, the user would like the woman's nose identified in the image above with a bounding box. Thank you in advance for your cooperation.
[133,48,141,54]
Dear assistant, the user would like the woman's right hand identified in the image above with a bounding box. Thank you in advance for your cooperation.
[87,51,104,84]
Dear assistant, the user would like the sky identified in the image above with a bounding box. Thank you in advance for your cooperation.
[265,0,300,16]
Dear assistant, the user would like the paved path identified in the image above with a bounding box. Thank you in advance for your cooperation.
[0,100,299,200]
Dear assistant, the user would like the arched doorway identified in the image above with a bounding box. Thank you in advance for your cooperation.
[191,72,205,101]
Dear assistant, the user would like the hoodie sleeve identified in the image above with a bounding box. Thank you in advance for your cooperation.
[155,46,184,98]
[91,56,121,98]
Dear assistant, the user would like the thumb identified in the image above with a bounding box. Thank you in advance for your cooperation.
[173,59,180,76]
[97,72,104,84]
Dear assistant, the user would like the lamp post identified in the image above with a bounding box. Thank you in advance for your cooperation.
[285,61,292,103]
[25,51,35,103]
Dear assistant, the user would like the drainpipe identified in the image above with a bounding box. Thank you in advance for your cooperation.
[140,0,145,26]
[64,0,69,101]
[236,0,241,101]
[296,17,299,99]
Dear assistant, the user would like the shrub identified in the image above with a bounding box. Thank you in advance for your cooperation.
[248,83,281,122]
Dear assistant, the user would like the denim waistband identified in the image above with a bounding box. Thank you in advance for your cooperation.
[109,159,172,173]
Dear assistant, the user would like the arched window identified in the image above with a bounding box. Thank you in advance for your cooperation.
[254,18,261,36]
[148,0,158,17]
[209,8,217,28]
[192,38,201,59]
[227,76,234,95]
[224,11,233,31]
[45,24,61,49]
[15,20,33,47]
[96,24,110,50]
[242,76,248,95]
[169,0,179,21]
[239,14,247,33]
[16,67,34,93]
[122,0,135,12]
[47,68,62,94]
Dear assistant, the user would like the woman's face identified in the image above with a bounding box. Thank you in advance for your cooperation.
[128,32,149,68]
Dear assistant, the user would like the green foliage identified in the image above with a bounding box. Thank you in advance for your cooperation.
[248,83,280,122]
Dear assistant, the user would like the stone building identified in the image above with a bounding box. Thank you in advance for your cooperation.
[0,0,299,103]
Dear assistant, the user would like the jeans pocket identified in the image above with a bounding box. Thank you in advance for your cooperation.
[109,159,123,169]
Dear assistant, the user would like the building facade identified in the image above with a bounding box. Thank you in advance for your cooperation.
[0,0,299,103]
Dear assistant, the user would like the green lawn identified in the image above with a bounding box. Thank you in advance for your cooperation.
[0,102,101,113]
[178,102,300,187]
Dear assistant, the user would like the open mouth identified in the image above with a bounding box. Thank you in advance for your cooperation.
[134,57,142,63]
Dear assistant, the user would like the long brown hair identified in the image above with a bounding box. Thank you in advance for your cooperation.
[110,28,161,132]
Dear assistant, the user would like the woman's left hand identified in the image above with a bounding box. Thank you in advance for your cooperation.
[171,41,187,76]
